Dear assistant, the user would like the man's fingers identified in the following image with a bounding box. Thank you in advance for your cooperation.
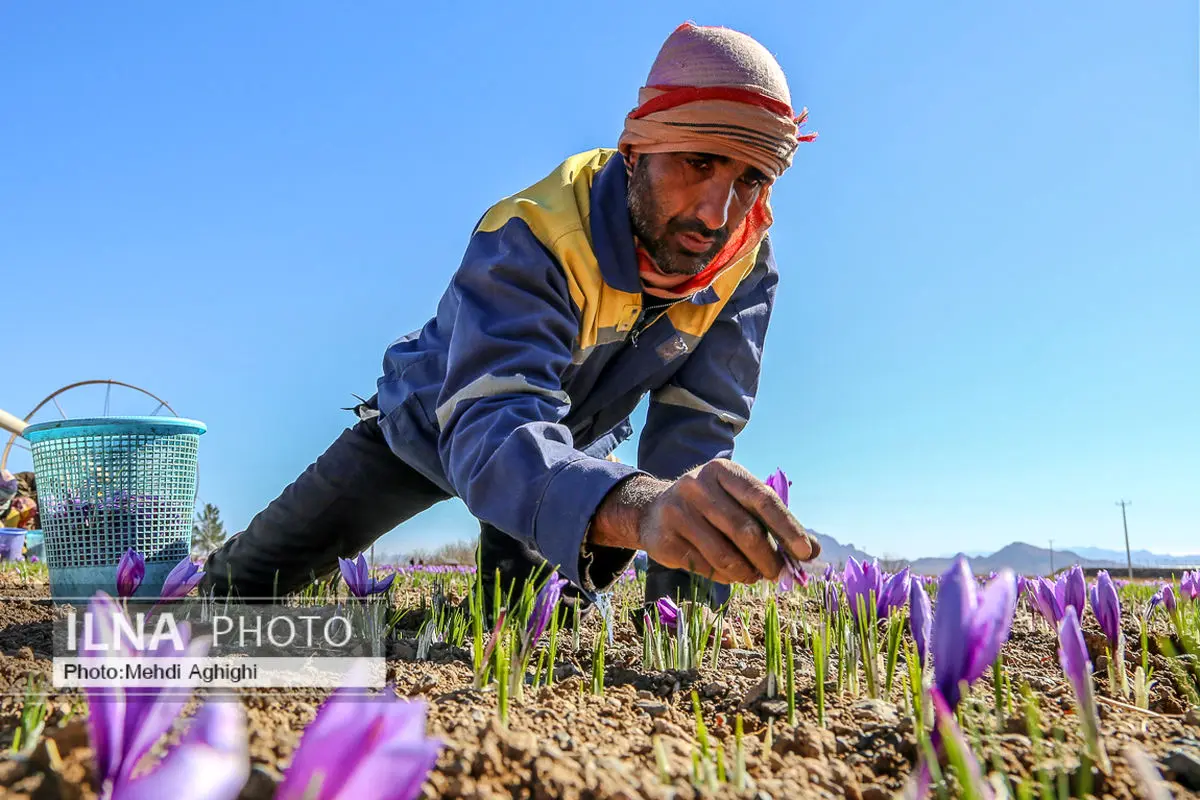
[679,515,760,585]
[710,462,815,562]
[694,486,784,580]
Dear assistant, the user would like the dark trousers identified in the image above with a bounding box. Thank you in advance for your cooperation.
[199,417,729,609]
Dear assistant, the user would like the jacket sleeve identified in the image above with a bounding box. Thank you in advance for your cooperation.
[435,218,643,591]
[637,235,779,479]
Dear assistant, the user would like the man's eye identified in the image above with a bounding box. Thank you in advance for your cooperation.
[686,157,712,170]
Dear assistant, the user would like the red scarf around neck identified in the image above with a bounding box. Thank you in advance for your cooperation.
[636,195,771,299]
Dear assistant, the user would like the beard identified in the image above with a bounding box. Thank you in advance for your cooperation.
[627,156,730,276]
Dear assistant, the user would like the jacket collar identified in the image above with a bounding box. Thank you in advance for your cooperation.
[588,152,643,295]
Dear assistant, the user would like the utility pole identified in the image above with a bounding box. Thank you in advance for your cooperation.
[1116,500,1133,580]
[1049,539,1054,575]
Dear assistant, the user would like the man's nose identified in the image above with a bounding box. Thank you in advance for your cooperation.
[694,178,735,232]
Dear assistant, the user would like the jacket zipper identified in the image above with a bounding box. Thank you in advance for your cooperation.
[630,301,682,347]
[629,258,747,347]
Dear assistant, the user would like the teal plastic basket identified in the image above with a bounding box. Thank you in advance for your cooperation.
[23,416,207,600]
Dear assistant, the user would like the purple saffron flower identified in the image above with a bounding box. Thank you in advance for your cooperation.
[824,581,840,619]
[844,557,883,622]
[276,666,442,800]
[910,577,932,668]
[877,568,911,618]
[822,563,835,583]
[763,468,807,588]
[338,553,396,598]
[764,468,790,506]
[656,597,680,632]
[160,556,205,600]
[525,573,567,647]
[1055,565,1086,619]
[1162,584,1177,614]
[1057,606,1111,772]
[777,566,809,593]
[84,592,247,799]
[1088,570,1121,649]
[116,548,145,598]
[931,557,1017,710]
[1031,577,1064,625]
[1145,588,1163,621]
[1181,570,1198,602]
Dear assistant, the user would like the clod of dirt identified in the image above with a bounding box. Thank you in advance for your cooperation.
[773,721,836,760]
[634,702,668,718]
[1185,706,1200,729]
[850,699,899,727]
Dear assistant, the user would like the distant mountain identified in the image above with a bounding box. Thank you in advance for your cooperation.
[908,542,1121,576]
[808,530,874,568]
[809,532,1195,577]
[1065,546,1200,568]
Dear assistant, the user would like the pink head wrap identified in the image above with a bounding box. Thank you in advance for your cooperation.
[618,23,816,181]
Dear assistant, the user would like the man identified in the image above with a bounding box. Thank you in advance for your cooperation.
[201,22,821,610]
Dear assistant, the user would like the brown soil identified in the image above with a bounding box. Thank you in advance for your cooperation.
[0,573,1196,799]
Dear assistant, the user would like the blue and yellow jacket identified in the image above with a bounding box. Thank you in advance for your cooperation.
[375,148,778,590]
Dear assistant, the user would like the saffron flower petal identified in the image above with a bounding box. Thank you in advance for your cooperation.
[878,568,911,618]
[1058,606,1089,690]
[824,581,840,619]
[526,573,568,648]
[1033,577,1064,625]
[964,570,1017,681]
[116,548,146,598]
[909,578,932,667]
[1162,585,1177,613]
[763,468,806,587]
[1054,565,1086,619]
[339,553,392,597]
[656,597,680,631]
[844,557,883,622]
[764,468,790,507]
[276,665,441,800]
[1089,570,1121,648]
[1181,570,1198,601]
[161,556,205,600]
[118,703,250,800]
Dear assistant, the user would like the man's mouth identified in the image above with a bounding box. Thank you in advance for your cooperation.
[676,231,716,254]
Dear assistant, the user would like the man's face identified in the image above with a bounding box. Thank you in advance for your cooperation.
[627,151,770,276]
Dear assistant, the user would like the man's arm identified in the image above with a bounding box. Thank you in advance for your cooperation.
[435,218,644,592]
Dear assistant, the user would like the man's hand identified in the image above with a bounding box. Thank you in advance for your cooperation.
[590,459,819,586]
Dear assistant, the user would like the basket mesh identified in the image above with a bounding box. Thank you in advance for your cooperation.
[26,418,204,570]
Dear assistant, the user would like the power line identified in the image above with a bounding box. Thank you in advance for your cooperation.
[1116,500,1133,580]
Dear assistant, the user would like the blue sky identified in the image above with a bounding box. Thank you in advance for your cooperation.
[3,2,1197,561]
